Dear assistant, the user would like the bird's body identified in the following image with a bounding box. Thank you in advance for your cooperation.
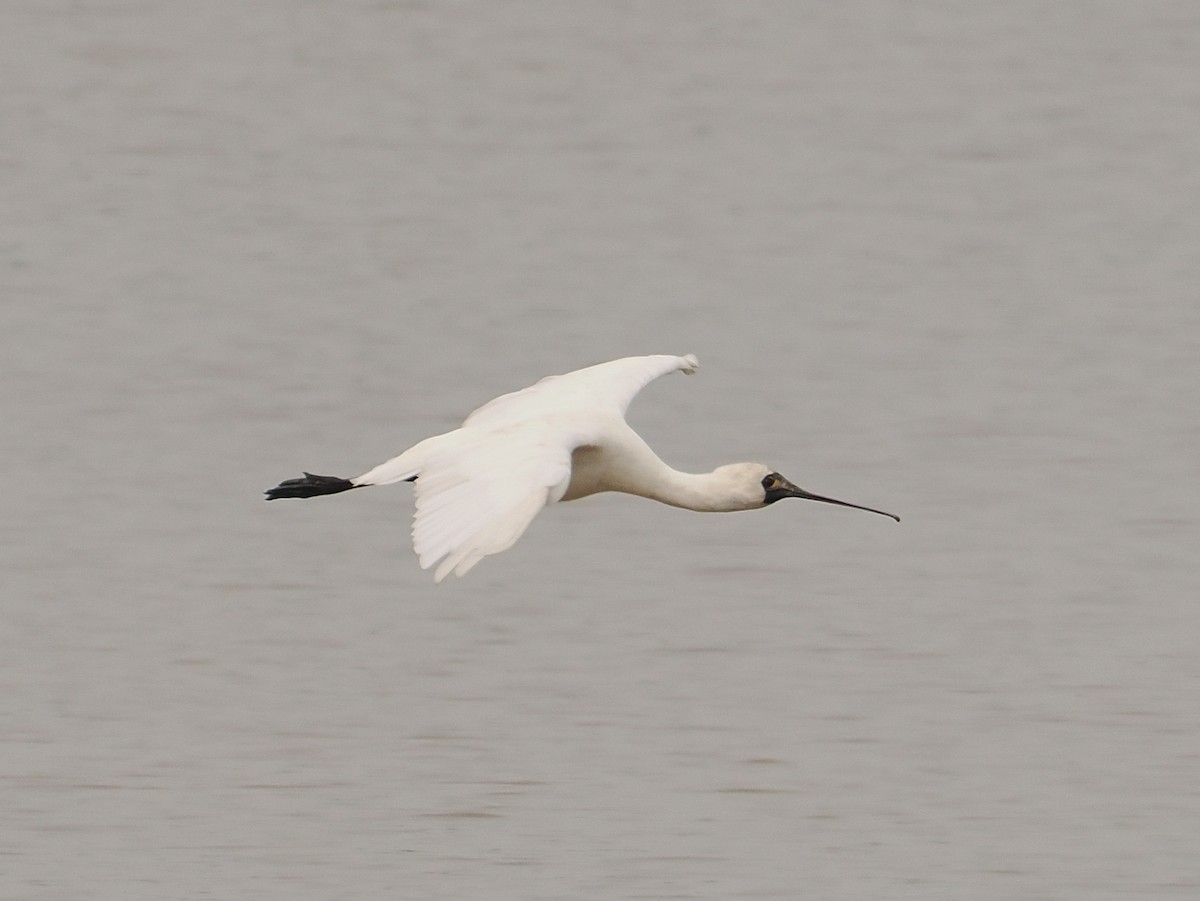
[266,354,898,581]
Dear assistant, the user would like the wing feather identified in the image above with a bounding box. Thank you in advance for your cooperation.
[410,425,575,582]
[462,354,698,429]
[432,489,550,581]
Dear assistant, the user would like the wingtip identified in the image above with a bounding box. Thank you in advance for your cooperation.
[680,353,699,374]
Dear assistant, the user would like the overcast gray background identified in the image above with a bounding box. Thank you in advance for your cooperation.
[3,2,1198,898]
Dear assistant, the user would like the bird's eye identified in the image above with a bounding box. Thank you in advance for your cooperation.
[762,473,779,489]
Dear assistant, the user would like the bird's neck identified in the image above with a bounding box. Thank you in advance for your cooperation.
[567,427,757,512]
[633,464,751,513]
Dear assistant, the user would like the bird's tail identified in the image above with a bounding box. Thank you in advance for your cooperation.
[264,472,358,500]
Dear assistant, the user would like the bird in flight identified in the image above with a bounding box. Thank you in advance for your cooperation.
[266,354,898,581]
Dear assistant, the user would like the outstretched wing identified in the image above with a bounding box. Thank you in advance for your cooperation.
[462,353,698,429]
[409,424,576,582]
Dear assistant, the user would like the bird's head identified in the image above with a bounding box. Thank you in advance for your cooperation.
[719,463,900,520]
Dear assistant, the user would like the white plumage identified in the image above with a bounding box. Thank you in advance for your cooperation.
[266,354,898,581]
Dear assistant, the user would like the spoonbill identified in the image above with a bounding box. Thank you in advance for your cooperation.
[265,354,898,581]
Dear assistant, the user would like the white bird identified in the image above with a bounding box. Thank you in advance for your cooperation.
[266,354,898,581]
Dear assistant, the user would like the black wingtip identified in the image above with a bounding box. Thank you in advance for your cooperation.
[264,472,357,500]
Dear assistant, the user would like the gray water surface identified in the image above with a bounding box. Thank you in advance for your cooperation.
[3,2,1198,898]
